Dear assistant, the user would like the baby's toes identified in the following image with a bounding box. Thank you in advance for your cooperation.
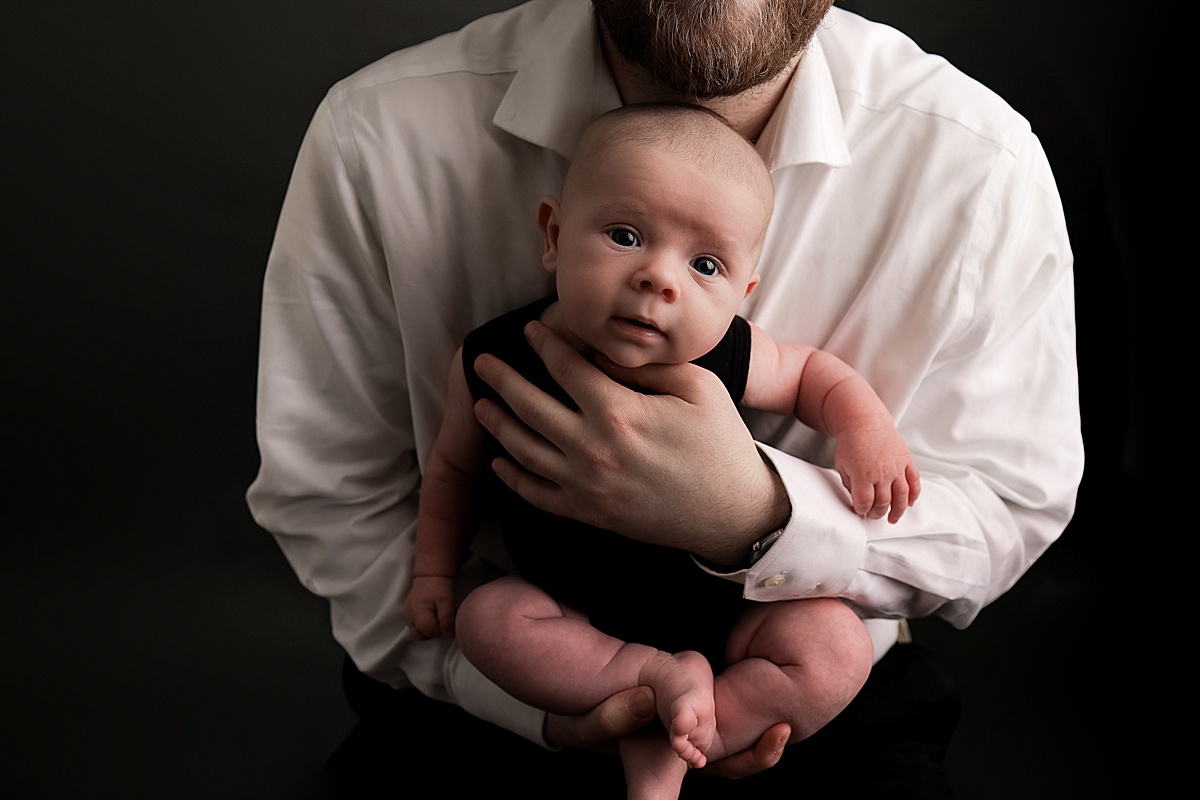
[671,736,706,770]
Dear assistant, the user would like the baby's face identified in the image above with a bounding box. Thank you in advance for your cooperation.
[542,141,766,368]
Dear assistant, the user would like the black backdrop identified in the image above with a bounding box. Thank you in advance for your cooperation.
[4,2,1170,797]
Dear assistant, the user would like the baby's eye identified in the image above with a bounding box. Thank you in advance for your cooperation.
[691,257,720,276]
[608,228,639,248]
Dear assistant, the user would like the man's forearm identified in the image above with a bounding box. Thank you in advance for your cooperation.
[687,455,791,567]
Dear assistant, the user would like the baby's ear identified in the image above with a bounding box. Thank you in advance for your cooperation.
[537,196,562,274]
[744,272,761,298]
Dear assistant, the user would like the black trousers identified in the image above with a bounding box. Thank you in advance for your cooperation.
[320,642,960,798]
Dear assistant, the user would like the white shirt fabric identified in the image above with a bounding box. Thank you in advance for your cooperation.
[247,0,1082,746]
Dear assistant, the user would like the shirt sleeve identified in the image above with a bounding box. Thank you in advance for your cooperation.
[245,98,550,745]
[726,132,1083,630]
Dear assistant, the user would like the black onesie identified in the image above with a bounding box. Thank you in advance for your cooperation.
[463,295,753,668]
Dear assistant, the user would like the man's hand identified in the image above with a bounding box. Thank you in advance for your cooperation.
[544,686,657,753]
[700,721,791,779]
[545,686,791,778]
[472,321,789,566]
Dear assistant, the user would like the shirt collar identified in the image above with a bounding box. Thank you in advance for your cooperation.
[494,0,851,170]
[493,1,621,161]
[756,34,852,170]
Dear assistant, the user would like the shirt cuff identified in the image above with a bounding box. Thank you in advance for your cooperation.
[697,443,866,602]
[447,645,554,747]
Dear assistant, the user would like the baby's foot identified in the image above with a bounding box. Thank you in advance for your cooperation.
[639,650,715,768]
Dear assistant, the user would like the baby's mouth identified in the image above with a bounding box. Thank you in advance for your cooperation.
[620,316,662,333]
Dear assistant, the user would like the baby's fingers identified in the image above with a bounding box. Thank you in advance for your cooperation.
[886,476,910,523]
[407,611,440,640]
[866,482,892,520]
[906,463,922,505]
[437,602,457,638]
[849,477,878,518]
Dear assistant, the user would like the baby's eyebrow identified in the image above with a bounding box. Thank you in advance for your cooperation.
[592,199,741,256]
[594,199,648,220]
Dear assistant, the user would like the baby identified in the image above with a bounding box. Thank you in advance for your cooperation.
[404,104,921,799]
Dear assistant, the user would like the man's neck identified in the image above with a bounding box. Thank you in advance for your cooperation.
[599,30,800,144]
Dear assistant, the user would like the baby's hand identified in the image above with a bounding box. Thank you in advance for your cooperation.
[834,423,921,523]
[403,576,457,639]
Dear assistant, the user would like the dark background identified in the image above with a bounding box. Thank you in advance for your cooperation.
[4,1,1169,797]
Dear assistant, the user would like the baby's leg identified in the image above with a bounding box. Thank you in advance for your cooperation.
[618,729,690,800]
[456,575,716,767]
[707,598,874,760]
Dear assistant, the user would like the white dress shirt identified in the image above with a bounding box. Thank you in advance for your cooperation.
[247,0,1082,746]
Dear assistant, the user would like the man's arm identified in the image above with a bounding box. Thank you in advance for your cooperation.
[748,132,1082,628]
[245,98,549,742]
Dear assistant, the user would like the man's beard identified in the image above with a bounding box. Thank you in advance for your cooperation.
[593,0,835,99]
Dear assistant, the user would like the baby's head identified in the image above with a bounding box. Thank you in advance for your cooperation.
[538,103,774,368]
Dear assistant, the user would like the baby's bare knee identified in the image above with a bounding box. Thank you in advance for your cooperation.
[805,599,874,687]
[742,598,874,701]
[835,613,875,692]
[784,602,874,739]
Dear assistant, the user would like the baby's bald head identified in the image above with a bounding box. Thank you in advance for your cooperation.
[564,103,775,239]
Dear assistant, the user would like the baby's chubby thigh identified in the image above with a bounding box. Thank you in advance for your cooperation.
[457,574,647,717]
[455,575,587,665]
[458,574,582,636]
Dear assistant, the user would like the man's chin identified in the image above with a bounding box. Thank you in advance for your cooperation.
[593,0,830,99]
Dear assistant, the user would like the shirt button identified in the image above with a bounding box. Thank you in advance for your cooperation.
[761,574,787,588]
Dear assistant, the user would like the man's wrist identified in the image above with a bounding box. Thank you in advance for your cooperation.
[697,458,791,568]
[696,527,785,573]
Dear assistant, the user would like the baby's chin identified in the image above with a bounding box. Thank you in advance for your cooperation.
[594,350,683,371]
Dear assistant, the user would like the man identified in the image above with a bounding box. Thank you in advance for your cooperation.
[247,0,1082,795]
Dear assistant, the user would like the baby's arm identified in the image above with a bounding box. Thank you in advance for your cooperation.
[403,347,489,638]
[741,323,920,523]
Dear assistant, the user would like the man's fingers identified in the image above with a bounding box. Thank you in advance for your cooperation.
[592,686,657,741]
[523,321,622,411]
[489,455,567,517]
[473,395,570,475]
[543,686,656,752]
[700,722,790,779]
[473,393,576,514]
[597,354,714,401]
[473,350,576,446]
